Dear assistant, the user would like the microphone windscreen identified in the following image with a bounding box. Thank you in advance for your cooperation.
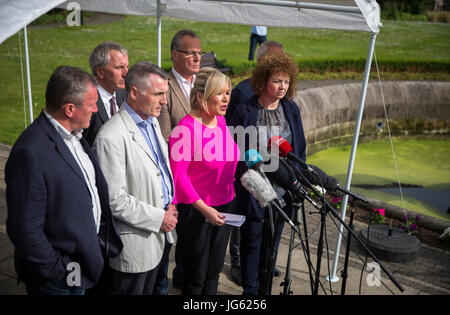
[268,136,292,157]
[244,149,263,169]
[241,169,277,207]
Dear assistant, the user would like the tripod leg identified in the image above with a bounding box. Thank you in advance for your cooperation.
[340,207,355,295]
[299,202,315,292]
[313,210,326,295]
[259,206,273,295]
[281,220,295,295]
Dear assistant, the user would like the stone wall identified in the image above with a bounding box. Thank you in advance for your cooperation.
[295,81,450,154]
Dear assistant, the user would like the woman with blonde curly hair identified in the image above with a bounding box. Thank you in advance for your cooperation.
[227,53,306,295]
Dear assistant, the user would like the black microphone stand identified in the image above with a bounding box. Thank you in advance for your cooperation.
[340,198,356,295]
[338,193,371,295]
[260,198,307,295]
[259,203,276,295]
[313,198,327,295]
[280,196,315,295]
[282,158,328,295]
[283,158,404,294]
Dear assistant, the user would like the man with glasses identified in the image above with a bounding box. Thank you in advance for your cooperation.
[158,29,203,142]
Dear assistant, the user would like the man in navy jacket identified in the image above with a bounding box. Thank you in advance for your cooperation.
[5,65,122,295]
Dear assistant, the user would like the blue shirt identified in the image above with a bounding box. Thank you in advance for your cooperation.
[124,102,173,208]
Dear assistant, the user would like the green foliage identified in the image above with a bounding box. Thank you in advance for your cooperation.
[223,59,450,77]
[0,16,449,145]
[378,0,449,22]
[426,11,450,23]
[379,0,435,16]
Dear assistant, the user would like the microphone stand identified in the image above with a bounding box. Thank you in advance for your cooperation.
[259,204,276,295]
[313,199,327,295]
[282,158,327,295]
[260,198,307,295]
[281,196,315,295]
[338,193,370,295]
[299,199,315,292]
[281,205,295,295]
[340,198,356,295]
[283,158,404,294]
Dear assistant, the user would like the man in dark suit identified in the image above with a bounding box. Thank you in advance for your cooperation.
[5,65,123,295]
[83,41,129,146]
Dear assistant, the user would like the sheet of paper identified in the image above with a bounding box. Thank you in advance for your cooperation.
[219,212,246,227]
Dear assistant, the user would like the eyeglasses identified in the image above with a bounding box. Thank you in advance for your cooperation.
[175,50,205,57]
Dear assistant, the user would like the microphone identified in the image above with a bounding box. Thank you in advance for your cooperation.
[245,148,317,205]
[240,169,278,208]
[245,149,268,179]
[303,165,368,204]
[301,164,338,191]
[245,149,286,208]
[269,136,368,203]
[240,169,297,230]
[264,157,308,204]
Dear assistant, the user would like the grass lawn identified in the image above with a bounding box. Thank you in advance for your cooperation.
[307,137,450,221]
[0,16,449,144]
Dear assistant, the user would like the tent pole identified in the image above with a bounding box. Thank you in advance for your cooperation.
[327,32,377,283]
[23,26,33,124]
[208,0,361,14]
[156,0,162,67]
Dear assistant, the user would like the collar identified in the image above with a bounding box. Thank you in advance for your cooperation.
[172,68,195,87]
[97,84,116,101]
[123,102,154,126]
[43,109,83,140]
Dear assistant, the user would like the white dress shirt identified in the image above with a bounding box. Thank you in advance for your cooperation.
[44,110,102,233]
[172,68,195,103]
[97,84,118,118]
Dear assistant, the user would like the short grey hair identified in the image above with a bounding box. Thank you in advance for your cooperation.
[125,61,169,94]
[89,41,128,76]
[255,41,283,61]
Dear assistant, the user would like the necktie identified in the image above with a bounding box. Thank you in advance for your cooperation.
[110,96,117,116]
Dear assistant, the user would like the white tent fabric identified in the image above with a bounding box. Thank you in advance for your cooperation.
[0,0,381,44]
[0,0,66,45]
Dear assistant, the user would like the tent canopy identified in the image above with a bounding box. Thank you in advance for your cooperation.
[0,0,381,44]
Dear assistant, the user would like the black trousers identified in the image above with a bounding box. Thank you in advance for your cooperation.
[110,265,160,295]
[176,201,233,295]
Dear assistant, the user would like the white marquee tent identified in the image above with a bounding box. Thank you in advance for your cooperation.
[0,0,387,291]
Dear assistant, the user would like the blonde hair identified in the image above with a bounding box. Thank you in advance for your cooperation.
[190,67,231,115]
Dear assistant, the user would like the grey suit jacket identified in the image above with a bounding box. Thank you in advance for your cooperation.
[93,105,176,273]
[158,70,191,142]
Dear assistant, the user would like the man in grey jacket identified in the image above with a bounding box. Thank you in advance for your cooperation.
[93,61,177,295]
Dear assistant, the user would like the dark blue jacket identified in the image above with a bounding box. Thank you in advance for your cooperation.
[226,95,307,221]
[82,88,127,147]
[5,111,123,289]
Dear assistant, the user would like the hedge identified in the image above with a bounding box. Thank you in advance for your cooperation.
[221,59,450,77]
